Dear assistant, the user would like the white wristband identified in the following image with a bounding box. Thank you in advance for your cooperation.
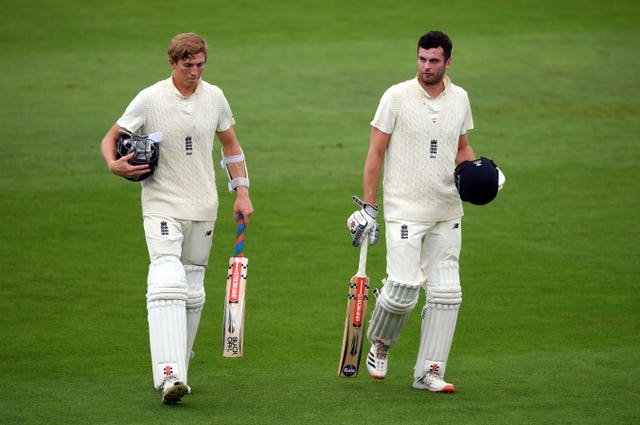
[228,177,250,192]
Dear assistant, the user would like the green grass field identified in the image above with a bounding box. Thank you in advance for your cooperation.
[1,0,639,423]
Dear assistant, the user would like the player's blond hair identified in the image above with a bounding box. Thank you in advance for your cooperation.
[167,33,208,63]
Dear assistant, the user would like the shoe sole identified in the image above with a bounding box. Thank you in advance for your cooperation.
[412,382,455,393]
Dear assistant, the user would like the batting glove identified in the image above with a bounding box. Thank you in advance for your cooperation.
[347,196,379,247]
[368,222,380,246]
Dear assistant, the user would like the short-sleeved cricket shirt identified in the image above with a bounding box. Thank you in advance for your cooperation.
[371,75,473,222]
[117,78,235,220]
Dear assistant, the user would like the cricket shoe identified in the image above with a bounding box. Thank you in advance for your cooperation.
[413,372,455,393]
[161,374,191,405]
[366,340,388,380]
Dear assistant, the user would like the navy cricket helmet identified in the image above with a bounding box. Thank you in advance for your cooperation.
[116,130,161,182]
[454,157,499,205]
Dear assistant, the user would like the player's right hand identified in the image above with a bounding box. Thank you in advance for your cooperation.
[347,196,379,247]
[109,153,150,180]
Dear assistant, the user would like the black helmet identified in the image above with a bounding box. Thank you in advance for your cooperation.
[454,157,499,205]
[116,130,161,182]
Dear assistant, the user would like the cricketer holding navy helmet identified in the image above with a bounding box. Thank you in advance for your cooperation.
[100,33,254,405]
[347,30,504,393]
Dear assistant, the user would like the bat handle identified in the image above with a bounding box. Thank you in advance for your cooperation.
[357,241,368,276]
[234,213,246,257]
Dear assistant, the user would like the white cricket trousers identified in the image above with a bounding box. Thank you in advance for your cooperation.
[143,215,215,265]
[385,218,462,286]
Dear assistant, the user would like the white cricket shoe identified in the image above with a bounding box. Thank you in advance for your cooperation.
[161,375,191,405]
[413,372,455,393]
[366,340,388,380]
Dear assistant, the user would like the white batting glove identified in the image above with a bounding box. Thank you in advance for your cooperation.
[347,196,379,247]
[368,222,380,246]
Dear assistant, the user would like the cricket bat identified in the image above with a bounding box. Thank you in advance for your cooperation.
[222,214,248,358]
[338,242,370,377]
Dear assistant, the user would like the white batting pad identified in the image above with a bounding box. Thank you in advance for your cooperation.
[147,256,188,303]
[414,260,461,380]
[184,265,206,379]
[185,265,206,310]
[148,299,188,388]
[367,280,420,347]
[147,256,188,389]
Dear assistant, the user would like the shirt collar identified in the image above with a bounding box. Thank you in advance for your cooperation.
[168,77,201,99]
[415,74,450,98]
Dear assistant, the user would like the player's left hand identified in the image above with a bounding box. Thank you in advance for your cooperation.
[233,187,253,223]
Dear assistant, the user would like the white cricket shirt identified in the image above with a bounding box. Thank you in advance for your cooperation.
[117,78,235,220]
[371,75,473,222]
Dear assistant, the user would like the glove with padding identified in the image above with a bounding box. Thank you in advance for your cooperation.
[347,196,379,247]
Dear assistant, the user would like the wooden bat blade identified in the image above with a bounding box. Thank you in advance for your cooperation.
[338,273,370,377]
[222,256,248,358]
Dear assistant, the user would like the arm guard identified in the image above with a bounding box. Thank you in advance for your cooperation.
[220,149,250,192]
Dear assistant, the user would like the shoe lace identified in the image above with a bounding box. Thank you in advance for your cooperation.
[375,341,388,360]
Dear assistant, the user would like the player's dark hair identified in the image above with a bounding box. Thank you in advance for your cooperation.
[417,31,453,60]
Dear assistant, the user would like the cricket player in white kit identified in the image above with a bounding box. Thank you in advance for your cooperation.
[348,30,496,393]
[101,33,253,404]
